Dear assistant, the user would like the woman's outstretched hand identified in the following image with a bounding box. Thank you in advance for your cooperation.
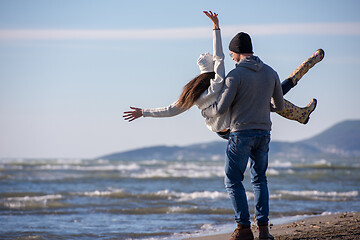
[203,11,219,30]
[123,107,143,122]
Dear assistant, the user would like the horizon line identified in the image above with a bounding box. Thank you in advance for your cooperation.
[0,22,359,40]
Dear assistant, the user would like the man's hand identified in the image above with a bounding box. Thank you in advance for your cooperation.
[123,107,143,122]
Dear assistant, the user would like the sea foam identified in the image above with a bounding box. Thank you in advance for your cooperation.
[276,190,358,201]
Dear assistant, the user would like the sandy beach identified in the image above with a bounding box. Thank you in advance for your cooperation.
[184,212,360,240]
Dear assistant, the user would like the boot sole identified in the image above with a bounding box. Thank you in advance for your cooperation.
[303,98,317,124]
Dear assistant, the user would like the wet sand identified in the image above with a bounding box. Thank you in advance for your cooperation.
[184,212,360,240]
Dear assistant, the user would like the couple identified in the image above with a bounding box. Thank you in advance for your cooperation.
[124,11,324,240]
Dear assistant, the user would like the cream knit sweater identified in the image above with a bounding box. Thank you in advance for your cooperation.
[142,30,230,132]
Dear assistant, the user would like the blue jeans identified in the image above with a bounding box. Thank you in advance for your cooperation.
[225,130,271,227]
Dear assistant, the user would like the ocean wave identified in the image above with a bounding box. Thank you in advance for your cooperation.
[0,158,84,166]
[3,158,359,184]
[274,190,359,201]
[294,159,332,168]
[128,163,224,179]
[156,190,229,201]
[0,158,139,171]
[267,168,280,175]
[5,194,63,202]
[269,160,293,168]
[168,206,233,214]
[139,159,168,165]
[103,206,233,215]
[79,189,258,202]
[81,189,125,197]
[265,167,296,176]
[1,194,65,209]
[3,158,359,181]
[0,159,224,179]
[36,163,141,171]
[292,159,360,170]
[73,189,232,201]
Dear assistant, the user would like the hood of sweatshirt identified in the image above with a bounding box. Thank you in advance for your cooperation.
[236,55,263,72]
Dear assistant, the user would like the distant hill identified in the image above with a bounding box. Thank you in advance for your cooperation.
[100,142,227,161]
[99,120,360,161]
[300,120,360,156]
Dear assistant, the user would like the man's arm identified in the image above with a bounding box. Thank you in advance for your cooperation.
[201,74,238,118]
[270,72,285,112]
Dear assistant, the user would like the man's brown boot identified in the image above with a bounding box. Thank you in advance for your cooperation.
[229,223,254,240]
[258,225,274,240]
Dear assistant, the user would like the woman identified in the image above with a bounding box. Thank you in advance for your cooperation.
[123,11,324,137]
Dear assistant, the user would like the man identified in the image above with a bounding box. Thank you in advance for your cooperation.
[202,32,284,240]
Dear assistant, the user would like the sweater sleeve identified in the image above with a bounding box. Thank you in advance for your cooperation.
[213,29,225,81]
[195,29,226,107]
[270,72,285,112]
[142,101,188,118]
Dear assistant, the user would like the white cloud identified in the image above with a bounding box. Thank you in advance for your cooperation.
[223,22,360,37]
[0,22,359,40]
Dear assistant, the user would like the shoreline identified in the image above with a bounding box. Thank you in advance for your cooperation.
[183,212,360,240]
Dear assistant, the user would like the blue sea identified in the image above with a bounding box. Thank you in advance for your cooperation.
[1,155,359,239]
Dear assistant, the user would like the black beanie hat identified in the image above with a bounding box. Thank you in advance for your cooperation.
[229,32,253,54]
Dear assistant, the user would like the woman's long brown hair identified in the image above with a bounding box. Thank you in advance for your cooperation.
[177,72,215,110]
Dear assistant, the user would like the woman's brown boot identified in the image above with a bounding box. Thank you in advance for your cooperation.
[277,98,317,124]
[287,49,325,86]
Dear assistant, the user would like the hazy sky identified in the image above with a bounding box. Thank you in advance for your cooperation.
[1,0,360,158]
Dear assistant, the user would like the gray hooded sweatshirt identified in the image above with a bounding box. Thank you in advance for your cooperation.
[201,55,284,132]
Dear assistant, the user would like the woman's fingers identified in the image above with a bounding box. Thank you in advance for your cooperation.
[204,10,218,22]
[123,114,136,122]
[130,106,140,111]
